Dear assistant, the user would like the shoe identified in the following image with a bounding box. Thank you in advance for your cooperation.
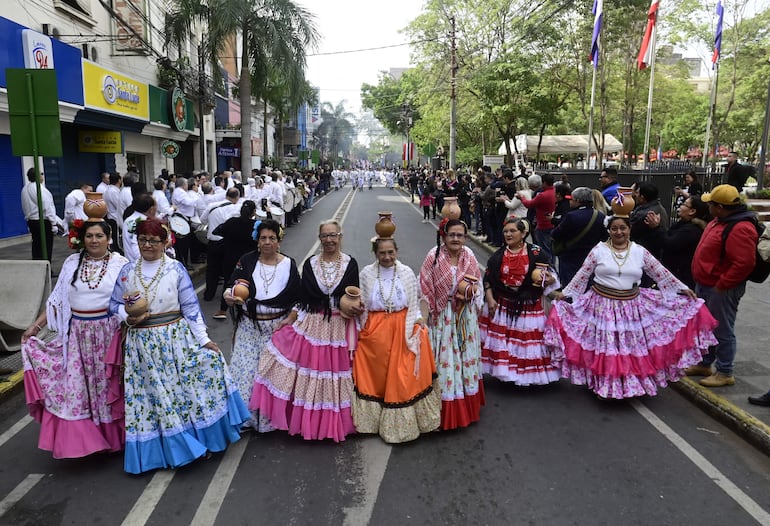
[422,219,427,223]
[699,372,735,387]
[748,393,770,407]
[213,311,227,320]
[684,364,713,377]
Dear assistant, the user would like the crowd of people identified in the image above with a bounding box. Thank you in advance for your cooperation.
[16,153,770,474]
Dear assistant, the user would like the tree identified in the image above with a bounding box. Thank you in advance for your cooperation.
[314,101,356,165]
[165,0,319,174]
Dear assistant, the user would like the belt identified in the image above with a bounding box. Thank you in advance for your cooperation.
[243,309,289,321]
[591,283,640,300]
[72,308,110,320]
[134,310,183,328]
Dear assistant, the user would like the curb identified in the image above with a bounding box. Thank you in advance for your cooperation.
[0,371,25,404]
[671,378,770,456]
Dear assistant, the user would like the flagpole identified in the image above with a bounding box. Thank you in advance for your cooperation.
[586,66,598,169]
[702,62,720,168]
[642,25,657,171]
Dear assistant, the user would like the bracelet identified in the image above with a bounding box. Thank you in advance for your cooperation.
[34,323,43,331]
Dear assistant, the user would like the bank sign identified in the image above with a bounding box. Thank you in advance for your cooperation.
[82,60,149,121]
[21,29,54,69]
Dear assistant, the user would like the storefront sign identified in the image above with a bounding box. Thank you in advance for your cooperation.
[161,140,180,158]
[218,146,240,157]
[170,87,187,131]
[22,29,54,69]
[82,61,149,121]
[78,130,123,153]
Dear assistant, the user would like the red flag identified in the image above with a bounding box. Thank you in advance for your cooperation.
[637,0,660,70]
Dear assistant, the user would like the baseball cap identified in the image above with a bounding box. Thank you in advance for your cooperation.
[701,184,741,206]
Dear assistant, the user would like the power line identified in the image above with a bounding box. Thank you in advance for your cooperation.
[308,39,435,57]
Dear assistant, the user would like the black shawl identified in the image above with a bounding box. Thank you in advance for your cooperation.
[483,243,549,318]
[227,250,302,328]
[299,255,359,319]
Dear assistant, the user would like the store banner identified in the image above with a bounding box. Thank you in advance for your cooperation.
[82,60,149,121]
[78,130,123,153]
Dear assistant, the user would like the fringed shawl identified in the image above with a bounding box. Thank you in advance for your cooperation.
[419,245,481,319]
[298,254,359,319]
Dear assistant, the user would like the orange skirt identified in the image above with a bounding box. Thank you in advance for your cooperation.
[354,310,436,406]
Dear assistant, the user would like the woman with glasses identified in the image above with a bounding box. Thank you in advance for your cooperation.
[419,218,484,430]
[479,218,562,385]
[252,220,360,442]
[545,215,717,399]
[223,219,302,432]
[21,220,128,458]
[109,218,249,473]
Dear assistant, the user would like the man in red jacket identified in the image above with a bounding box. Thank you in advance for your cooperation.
[688,185,759,387]
[518,172,556,263]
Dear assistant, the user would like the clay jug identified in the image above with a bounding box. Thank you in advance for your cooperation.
[610,187,635,217]
[124,291,148,317]
[83,192,108,221]
[374,211,396,239]
[530,263,550,288]
[455,274,479,301]
[232,279,251,304]
[441,197,461,220]
[339,286,362,319]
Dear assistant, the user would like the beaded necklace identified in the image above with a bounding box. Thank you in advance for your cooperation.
[607,240,630,276]
[80,253,110,290]
[376,262,397,313]
[316,253,342,291]
[135,255,166,306]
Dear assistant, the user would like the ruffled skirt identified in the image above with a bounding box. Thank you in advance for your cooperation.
[480,297,562,385]
[250,310,356,442]
[22,316,124,458]
[544,288,718,399]
[118,319,249,474]
[429,302,485,430]
[352,310,440,443]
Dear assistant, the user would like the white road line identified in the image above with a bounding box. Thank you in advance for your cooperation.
[190,437,249,526]
[120,470,176,526]
[632,400,770,525]
[341,439,392,526]
[195,283,206,294]
[0,473,45,517]
[0,415,33,449]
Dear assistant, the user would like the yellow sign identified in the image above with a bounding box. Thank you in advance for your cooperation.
[78,130,123,153]
[82,60,149,121]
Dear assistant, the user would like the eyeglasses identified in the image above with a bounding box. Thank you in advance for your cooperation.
[138,237,163,246]
[445,233,466,239]
[319,233,341,240]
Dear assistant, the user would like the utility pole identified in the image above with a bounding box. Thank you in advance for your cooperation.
[198,41,208,173]
[449,16,457,170]
[757,72,770,190]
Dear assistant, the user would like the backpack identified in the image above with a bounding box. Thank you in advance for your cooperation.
[720,213,770,283]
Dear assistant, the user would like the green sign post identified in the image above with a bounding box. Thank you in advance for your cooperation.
[6,69,62,261]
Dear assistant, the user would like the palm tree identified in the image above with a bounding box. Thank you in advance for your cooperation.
[264,75,317,167]
[316,101,356,165]
[165,0,319,174]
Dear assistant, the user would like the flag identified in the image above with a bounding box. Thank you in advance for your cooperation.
[589,0,603,68]
[712,0,724,68]
[637,0,660,70]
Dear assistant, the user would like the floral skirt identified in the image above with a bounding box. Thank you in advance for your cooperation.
[251,310,356,442]
[119,318,249,474]
[352,310,440,443]
[231,317,286,432]
[544,288,718,399]
[22,315,124,458]
[479,297,562,385]
[429,302,485,430]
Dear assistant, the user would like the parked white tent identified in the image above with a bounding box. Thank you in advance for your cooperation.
[498,134,623,155]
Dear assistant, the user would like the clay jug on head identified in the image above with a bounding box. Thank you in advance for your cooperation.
[83,192,108,221]
[611,187,635,217]
[374,212,396,238]
[441,197,461,220]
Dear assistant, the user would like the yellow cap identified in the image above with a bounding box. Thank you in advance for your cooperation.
[701,184,741,206]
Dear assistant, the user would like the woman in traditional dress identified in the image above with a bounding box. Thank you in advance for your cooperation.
[109,218,249,474]
[479,218,561,385]
[545,215,718,399]
[223,219,302,432]
[21,220,128,458]
[251,220,359,442]
[353,236,440,443]
[419,218,485,430]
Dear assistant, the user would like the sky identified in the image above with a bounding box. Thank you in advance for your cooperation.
[304,0,425,117]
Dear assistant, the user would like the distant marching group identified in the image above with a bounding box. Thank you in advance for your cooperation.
[19,164,725,473]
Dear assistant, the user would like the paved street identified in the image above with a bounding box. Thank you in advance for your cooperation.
[1,185,770,525]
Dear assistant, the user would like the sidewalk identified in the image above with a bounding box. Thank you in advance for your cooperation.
[398,186,770,456]
[0,235,206,401]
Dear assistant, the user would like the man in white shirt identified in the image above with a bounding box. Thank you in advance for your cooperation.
[152,178,173,218]
[95,172,110,194]
[64,183,93,225]
[21,168,65,261]
[120,172,138,215]
[122,193,157,263]
[204,188,241,315]
[172,177,197,267]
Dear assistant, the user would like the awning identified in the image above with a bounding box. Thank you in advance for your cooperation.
[498,134,623,155]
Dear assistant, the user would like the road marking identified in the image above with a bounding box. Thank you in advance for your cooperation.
[0,473,45,517]
[190,437,249,526]
[195,283,206,294]
[341,438,392,526]
[632,400,770,525]
[0,415,33,449]
[120,470,175,526]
